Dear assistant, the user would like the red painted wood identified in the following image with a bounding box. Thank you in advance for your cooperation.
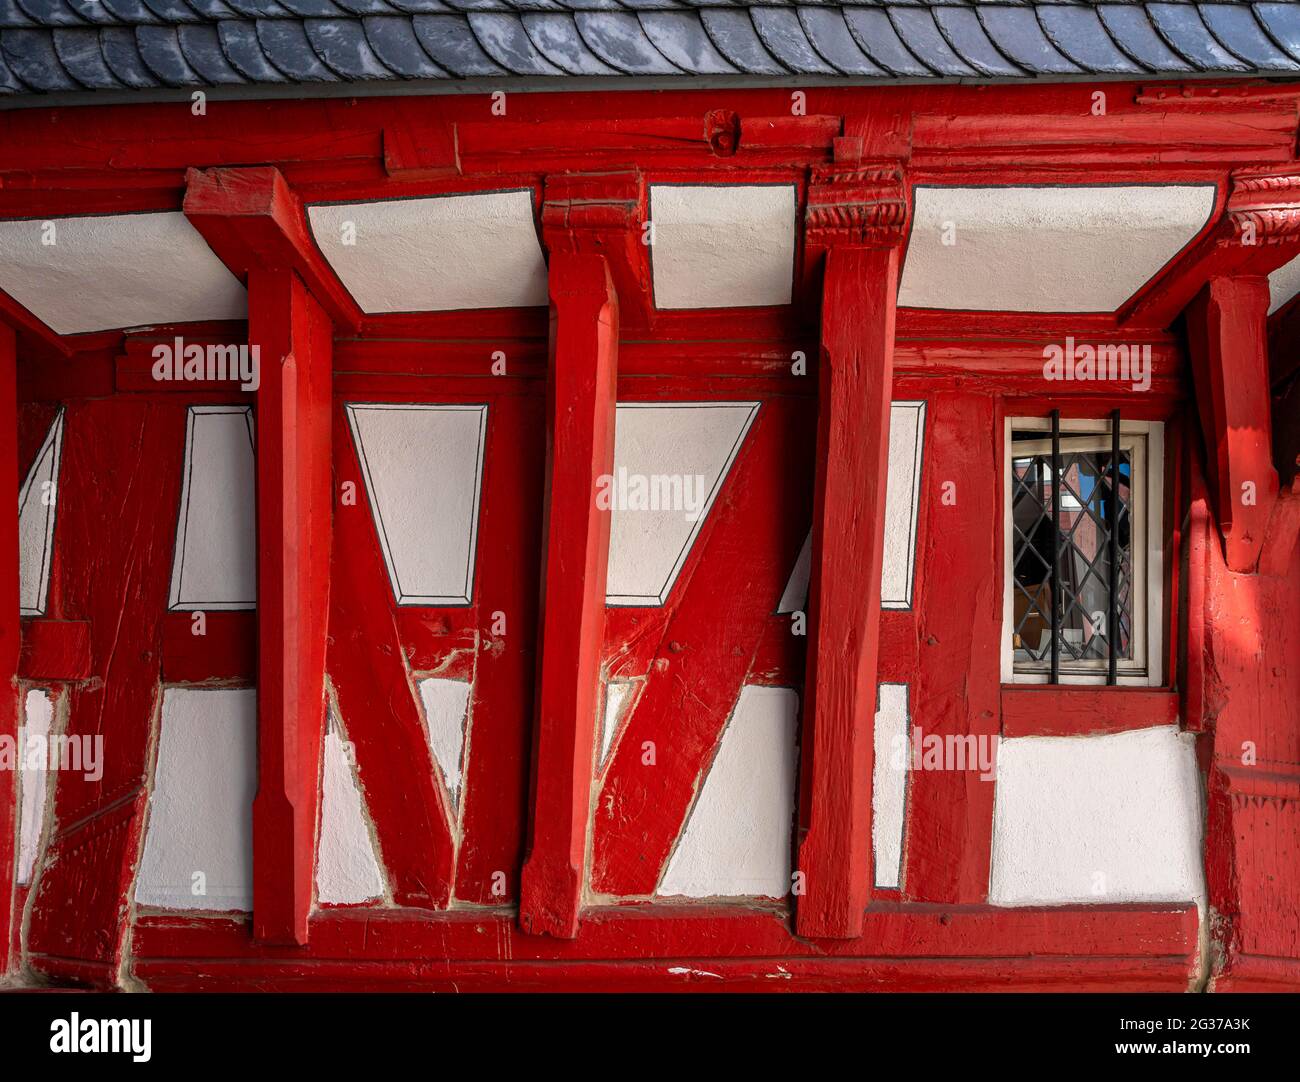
[1201,491,1300,987]
[903,393,1003,905]
[328,403,456,909]
[1187,276,1279,572]
[160,611,256,685]
[18,620,92,682]
[796,245,898,937]
[452,390,545,905]
[1001,688,1180,738]
[519,254,618,938]
[184,167,362,333]
[250,270,333,945]
[131,900,1196,961]
[26,400,184,985]
[0,322,18,975]
[589,399,813,897]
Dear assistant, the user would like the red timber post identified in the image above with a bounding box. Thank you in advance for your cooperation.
[0,322,17,973]
[185,167,356,944]
[1182,168,1300,988]
[518,174,639,937]
[796,162,910,938]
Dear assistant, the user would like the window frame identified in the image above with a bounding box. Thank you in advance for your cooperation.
[1000,415,1165,688]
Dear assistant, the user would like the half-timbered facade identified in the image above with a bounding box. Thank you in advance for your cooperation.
[1,1,1300,992]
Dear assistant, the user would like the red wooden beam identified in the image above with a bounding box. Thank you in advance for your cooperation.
[250,269,333,945]
[0,322,18,974]
[518,253,618,938]
[1123,165,1300,330]
[1186,276,1279,573]
[18,620,92,682]
[796,163,908,938]
[1000,687,1180,738]
[184,166,362,334]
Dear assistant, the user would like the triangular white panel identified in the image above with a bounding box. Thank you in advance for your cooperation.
[316,713,385,905]
[658,685,798,899]
[649,184,796,310]
[169,406,256,611]
[776,531,811,615]
[0,212,246,335]
[873,683,910,891]
[777,402,926,614]
[347,404,488,607]
[17,688,54,886]
[307,190,548,313]
[417,677,472,812]
[598,680,637,771]
[1268,252,1300,315]
[18,410,64,617]
[899,186,1215,313]
[135,688,256,911]
[605,402,759,606]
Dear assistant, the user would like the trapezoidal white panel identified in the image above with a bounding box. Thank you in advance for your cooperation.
[649,184,796,310]
[777,402,925,614]
[18,409,64,617]
[316,713,385,905]
[881,401,926,609]
[605,402,759,607]
[169,406,256,611]
[307,190,548,313]
[898,186,1216,313]
[658,685,798,899]
[988,726,1204,907]
[135,688,256,911]
[873,683,910,891]
[0,212,246,335]
[17,688,54,886]
[417,676,472,812]
[347,404,488,607]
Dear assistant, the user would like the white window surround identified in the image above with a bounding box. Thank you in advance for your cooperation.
[1001,416,1165,687]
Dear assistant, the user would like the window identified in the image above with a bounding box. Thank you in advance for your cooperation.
[1003,414,1164,686]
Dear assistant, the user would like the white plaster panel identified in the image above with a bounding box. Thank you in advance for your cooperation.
[347,404,488,606]
[18,410,63,617]
[0,212,246,335]
[599,680,636,770]
[135,688,256,911]
[777,402,925,614]
[169,406,256,611]
[881,401,925,608]
[307,190,547,313]
[417,677,472,811]
[899,186,1216,313]
[605,402,758,606]
[1268,252,1300,315]
[17,688,54,886]
[989,725,1204,906]
[316,718,385,905]
[658,685,798,899]
[872,683,910,891]
[649,184,796,309]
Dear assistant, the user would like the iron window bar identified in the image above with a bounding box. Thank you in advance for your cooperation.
[1107,408,1121,686]
[1049,409,1060,683]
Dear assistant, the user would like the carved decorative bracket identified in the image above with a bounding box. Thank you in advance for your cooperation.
[805,161,910,252]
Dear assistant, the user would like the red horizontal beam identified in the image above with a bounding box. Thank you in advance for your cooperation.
[132,902,1197,964]
[18,620,92,682]
[1000,687,1181,739]
[160,612,256,685]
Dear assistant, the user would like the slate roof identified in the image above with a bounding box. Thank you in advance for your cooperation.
[1,2,1299,95]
